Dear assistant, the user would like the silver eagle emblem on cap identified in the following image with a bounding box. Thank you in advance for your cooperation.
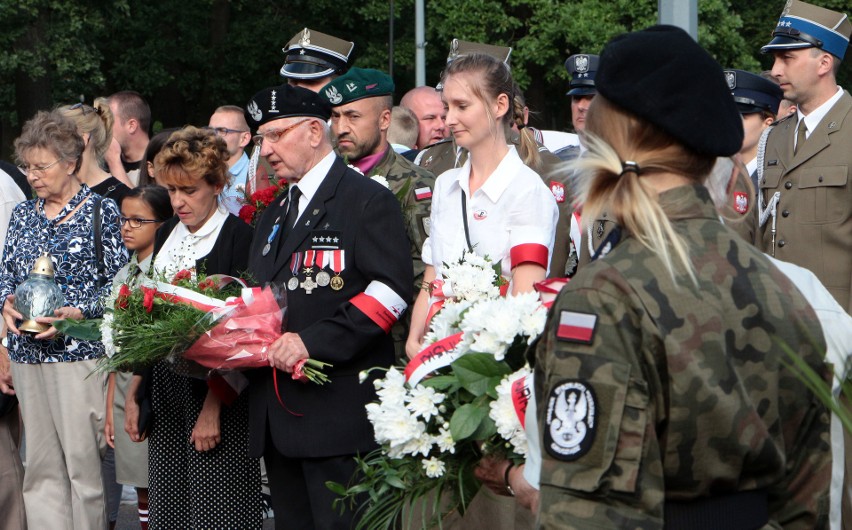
[575,55,589,73]
[725,71,736,90]
[325,86,343,105]
[247,100,262,122]
[299,28,311,47]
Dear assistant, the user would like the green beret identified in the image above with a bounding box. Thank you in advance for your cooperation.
[320,67,395,107]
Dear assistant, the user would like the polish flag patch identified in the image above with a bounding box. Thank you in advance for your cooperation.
[733,191,749,214]
[415,186,432,200]
[556,311,597,344]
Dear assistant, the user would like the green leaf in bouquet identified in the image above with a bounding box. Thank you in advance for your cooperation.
[53,318,103,341]
[452,353,511,397]
[449,402,489,441]
[325,481,347,496]
[469,412,497,440]
[420,374,459,392]
[385,474,406,489]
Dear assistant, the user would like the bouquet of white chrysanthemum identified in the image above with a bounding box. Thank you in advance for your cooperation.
[434,251,504,303]
[331,284,547,528]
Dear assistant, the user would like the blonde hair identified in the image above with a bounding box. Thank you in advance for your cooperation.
[575,96,716,282]
[511,87,542,172]
[58,98,114,161]
[155,126,230,189]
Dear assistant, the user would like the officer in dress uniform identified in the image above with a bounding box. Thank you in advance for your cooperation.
[415,40,512,178]
[757,2,852,528]
[319,67,436,358]
[723,69,783,187]
[536,25,831,529]
[243,84,413,529]
[756,0,852,313]
[553,54,599,162]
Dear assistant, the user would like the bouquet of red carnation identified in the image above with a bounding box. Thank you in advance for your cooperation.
[56,271,331,383]
[239,178,288,226]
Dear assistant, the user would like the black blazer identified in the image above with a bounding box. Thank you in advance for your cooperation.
[153,213,254,278]
[247,156,413,458]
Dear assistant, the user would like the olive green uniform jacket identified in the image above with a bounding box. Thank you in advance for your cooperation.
[757,90,852,313]
[536,185,831,529]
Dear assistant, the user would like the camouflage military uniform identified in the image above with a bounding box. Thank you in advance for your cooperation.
[369,145,436,357]
[535,184,831,529]
[416,138,466,178]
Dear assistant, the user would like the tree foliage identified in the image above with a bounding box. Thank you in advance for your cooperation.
[1,0,849,157]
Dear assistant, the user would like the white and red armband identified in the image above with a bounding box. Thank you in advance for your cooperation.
[350,281,408,333]
[510,243,549,269]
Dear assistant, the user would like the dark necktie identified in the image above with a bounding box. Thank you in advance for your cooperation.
[794,119,807,155]
[283,185,302,232]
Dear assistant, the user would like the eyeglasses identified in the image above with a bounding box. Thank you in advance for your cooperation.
[118,216,159,229]
[69,102,100,115]
[17,159,64,176]
[204,126,249,137]
[252,119,312,147]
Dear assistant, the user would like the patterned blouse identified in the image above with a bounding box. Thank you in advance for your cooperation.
[0,185,128,363]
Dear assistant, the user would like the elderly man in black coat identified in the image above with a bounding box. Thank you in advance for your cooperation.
[244,84,413,529]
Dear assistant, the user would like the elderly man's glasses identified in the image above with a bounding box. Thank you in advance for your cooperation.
[17,159,64,176]
[204,126,248,137]
[119,216,159,229]
[252,119,311,147]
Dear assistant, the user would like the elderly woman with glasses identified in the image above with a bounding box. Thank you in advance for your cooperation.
[0,110,128,529]
[124,126,261,528]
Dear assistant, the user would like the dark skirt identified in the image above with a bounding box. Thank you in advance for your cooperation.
[148,362,262,529]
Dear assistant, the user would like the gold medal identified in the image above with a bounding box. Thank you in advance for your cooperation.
[330,275,344,291]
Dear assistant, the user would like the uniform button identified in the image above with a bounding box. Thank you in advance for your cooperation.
[782,210,790,217]
[778,240,786,247]
[784,181,793,189]
[818,175,824,182]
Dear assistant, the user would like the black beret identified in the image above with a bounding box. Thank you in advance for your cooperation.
[596,25,743,157]
[245,84,331,131]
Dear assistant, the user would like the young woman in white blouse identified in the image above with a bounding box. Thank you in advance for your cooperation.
[405,53,558,359]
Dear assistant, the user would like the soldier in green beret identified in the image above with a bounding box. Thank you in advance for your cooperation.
[319,67,436,358]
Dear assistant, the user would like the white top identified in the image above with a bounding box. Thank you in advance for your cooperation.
[422,146,558,285]
[796,85,844,148]
[153,205,229,280]
[768,256,852,530]
[0,169,26,253]
[745,157,758,178]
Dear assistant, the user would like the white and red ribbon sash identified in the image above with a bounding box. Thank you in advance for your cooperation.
[534,278,569,309]
[569,211,582,261]
[152,277,256,314]
[510,374,532,428]
[350,280,407,333]
[510,243,549,269]
[404,332,464,386]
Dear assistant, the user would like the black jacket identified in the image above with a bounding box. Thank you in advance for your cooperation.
[247,156,413,458]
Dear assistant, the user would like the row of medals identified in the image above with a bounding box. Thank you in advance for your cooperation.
[288,266,344,293]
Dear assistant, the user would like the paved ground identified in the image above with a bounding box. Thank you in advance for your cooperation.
[115,499,275,529]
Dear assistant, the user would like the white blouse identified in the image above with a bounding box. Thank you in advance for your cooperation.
[153,205,228,280]
[423,146,558,286]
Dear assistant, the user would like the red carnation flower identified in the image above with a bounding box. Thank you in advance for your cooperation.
[141,286,156,313]
[116,284,131,310]
[172,269,192,284]
[239,204,257,224]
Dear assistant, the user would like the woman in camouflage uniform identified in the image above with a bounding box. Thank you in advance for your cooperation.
[535,26,831,529]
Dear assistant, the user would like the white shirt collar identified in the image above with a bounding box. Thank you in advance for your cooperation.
[745,157,758,177]
[293,150,336,211]
[798,85,844,138]
[154,205,229,279]
[454,146,520,203]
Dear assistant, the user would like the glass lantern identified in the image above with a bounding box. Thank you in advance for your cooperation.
[15,252,65,334]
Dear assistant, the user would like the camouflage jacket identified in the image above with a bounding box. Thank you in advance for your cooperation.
[535,185,831,529]
[369,144,436,293]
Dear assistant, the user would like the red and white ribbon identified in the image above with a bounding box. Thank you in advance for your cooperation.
[404,332,464,386]
[510,374,532,428]
[534,278,569,309]
[350,280,407,333]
